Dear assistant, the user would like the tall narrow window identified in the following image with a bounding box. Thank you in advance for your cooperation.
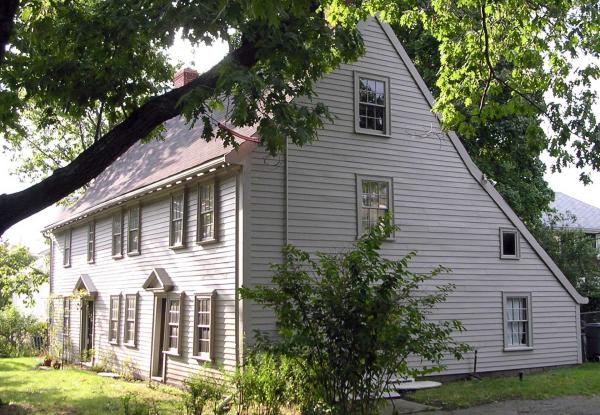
[124,294,137,346]
[63,298,71,338]
[500,228,520,259]
[87,222,95,263]
[165,298,180,353]
[193,293,215,361]
[109,295,120,344]
[112,212,123,258]
[198,181,216,242]
[503,293,533,349]
[170,192,186,248]
[63,230,72,267]
[596,234,600,258]
[357,176,393,235]
[355,73,390,135]
[128,206,141,254]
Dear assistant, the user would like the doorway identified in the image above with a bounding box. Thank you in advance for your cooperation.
[80,299,94,362]
[151,296,167,379]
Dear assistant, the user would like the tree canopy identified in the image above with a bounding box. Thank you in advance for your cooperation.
[0,0,598,234]
[0,241,47,309]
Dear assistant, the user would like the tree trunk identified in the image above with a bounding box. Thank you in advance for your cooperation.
[0,42,257,235]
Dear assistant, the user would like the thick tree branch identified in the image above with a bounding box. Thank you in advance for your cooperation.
[0,0,18,65]
[0,42,257,235]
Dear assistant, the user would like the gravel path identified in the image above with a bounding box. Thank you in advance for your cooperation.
[431,396,600,415]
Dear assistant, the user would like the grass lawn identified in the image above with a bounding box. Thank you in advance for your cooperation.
[0,357,183,414]
[407,363,600,409]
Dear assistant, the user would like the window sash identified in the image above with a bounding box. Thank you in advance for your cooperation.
[63,230,71,266]
[500,229,520,259]
[109,295,120,343]
[354,73,390,135]
[63,298,71,337]
[360,179,390,234]
[165,299,180,352]
[170,193,185,247]
[198,182,216,242]
[124,294,137,345]
[504,294,532,348]
[128,206,141,253]
[112,213,123,257]
[87,222,95,263]
[193,294,214,360]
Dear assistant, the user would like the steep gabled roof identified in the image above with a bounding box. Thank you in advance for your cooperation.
[377,18,587,305]
[548,192,600,233]
[142,268,174,292]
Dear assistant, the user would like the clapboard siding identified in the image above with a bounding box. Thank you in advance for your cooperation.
[244,17,581,375]
[50,172,239,381]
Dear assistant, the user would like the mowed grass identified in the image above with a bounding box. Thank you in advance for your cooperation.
[0,357,182,414]
[407,363,600,409]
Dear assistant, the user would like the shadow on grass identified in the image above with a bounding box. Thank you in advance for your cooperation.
[0,359,38,372]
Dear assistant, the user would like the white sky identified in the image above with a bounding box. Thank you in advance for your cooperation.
[1,36,599,251]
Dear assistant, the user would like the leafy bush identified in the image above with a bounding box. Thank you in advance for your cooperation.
[183,368,227,415]
[240,215,470,414]
[0,305,46,357]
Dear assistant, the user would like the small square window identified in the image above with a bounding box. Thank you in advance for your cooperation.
[354,72,390,136]
[500,228,519,259]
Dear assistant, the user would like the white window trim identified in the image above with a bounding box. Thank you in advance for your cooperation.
[355,174,394,239]
[163,293,184,356]
[127,204,141,255]
[197,180,218,244]
[123,293,138,347]
[500,228,520,259]
[502,292,533,351]
[108,294,121,345]
[112,211,124,259]
[595,234,600,259]
[87,221,95,264]
[63,229,72,268]
[354,71,391,137]
[192,291,216,362]
[169,190,187,249]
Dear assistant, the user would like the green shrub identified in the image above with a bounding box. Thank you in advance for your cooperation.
[0,305,46,357]
[183,368,227,415]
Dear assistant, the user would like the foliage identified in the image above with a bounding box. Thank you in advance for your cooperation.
[394,21,554,226]
[0,305,46,357]
[230,351,315,415]
[0,357,182,414]
[409,363,600,410]
[121,393,162,415]
[0,0,598,201]
[240,215,470,414]
[182,368,228,415]
[0,241,47,309]
[531,212,600,311]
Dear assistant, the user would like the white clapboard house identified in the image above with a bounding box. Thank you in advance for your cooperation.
[44,17,587,384]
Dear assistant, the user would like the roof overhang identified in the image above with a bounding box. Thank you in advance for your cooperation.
[142,268,174,293]
[73,274,98,297]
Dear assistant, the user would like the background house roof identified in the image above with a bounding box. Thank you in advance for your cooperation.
[49,113,257,227]
[548,192,600,233]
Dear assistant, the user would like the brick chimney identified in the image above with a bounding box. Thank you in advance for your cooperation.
[173,67,199,88]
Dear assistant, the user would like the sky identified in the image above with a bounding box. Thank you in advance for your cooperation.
[1,35,599,252]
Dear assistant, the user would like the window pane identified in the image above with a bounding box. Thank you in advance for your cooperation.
[129,207,139,229]
[502,231,517,256]
[172,220,183,245]
[172,194,184,220]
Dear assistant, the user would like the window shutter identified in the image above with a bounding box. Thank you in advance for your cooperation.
[177,292,185,356]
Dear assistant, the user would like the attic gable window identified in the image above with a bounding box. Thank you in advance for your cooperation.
[63,230,72,267]
[112,212,123,258]
[354,72,390,136]
[357,175,393,236]
[87,222,95,263]
[197,181,216,243]
[128,205,141,255]
[170,191,186,248]
[500,228,520,259]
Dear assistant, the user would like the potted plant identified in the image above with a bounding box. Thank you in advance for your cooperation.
[53,360,62,370]
[43,354,52,367]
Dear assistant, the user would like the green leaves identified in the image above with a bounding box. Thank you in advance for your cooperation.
[240,215,469,414]
[0,242,47,310]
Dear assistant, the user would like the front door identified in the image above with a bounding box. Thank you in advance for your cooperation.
[81,300,94,361]
[151,296,167,379]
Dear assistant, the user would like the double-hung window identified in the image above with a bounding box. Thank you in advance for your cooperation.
[87,222,95,263]
[357,176,393,235]
[128,206,141,254]
[170,191,186,248]
[63,230,72,267]
[500,228,520,259]
[63,298,71,338]
[503,293,533,350]
[109,295,121,344]
[197,181,216,243]
[124,294,137,346]
[355,72,390,135]
[193,293,215,361]
[596,234,600,258]
[112,212,123,258]
[164,296,183,354]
